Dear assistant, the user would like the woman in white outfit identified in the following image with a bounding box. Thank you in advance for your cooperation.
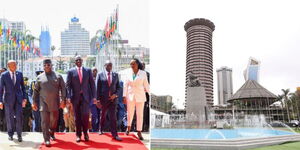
[123,58,150,140]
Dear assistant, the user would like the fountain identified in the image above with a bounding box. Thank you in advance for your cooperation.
[204,129,226,139]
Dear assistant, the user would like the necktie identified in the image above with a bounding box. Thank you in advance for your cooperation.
[12,72,15,85]
[78,68,82,84]
[108,72,111,86]
[108,72,111,97]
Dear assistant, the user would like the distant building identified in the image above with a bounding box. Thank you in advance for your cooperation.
[184,18,215,107]
[244,57,260,82]
[39,26,51,56]
[151,94,173,113]
[217,67,233,105]
[9,21,26,32]
[61,17,90,56]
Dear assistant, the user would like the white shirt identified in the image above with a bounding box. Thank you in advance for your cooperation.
[104,69,112,83]
[76,66,82,77]
[9,71,16,84]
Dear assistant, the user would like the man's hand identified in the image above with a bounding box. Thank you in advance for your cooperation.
[0,102,3,110]
[93,98,97,104]
[122,97,127,104]
[60,100,66,109]
[109,94,118,101]
[32,103,38,111]
[96,100,102,109]
[66,98,71,104]
[22,99,27,108]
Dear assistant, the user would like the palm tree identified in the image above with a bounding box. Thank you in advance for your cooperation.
[289,92,300,121]
[282,89,291,122]
[275,94,284,121]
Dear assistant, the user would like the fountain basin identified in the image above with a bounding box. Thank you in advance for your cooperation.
[151,128,295,139]
[151,128,300,150]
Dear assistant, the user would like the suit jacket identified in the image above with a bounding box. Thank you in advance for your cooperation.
[0,71,27,107]
[123,69,150,102]
[33,71,66,112]
[66,67,96,105]
[96,71,120,107]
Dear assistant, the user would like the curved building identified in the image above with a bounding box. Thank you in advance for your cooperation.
[184,18,215,106]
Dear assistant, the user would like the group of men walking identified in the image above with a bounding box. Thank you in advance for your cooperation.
[0,55,128,147]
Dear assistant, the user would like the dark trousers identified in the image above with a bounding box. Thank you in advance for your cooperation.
[4,101,23,137]
[56,108,65,132]
[41,110,58,141]
[0,108,7,131]
[100,102,117,137]
[33,110,41,132]
[73,94,90,137]
[90,104,101,132]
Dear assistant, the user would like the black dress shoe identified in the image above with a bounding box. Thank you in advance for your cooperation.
[76,136,81,143]
[45,141,51,147]
[18,136,22,142]
[137,132,144,140]
[113,136,122,141]
[50,133,56,141]
[8,136,13,141]
[84,135,89,141]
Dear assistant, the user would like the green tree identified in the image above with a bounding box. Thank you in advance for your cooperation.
[282,89,291,122]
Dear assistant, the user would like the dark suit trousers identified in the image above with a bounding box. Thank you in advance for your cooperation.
[41,110,58,141]
[100,101,118,137]
[4,99,23,137]
[73,94,90,137]
[90,104,101,132]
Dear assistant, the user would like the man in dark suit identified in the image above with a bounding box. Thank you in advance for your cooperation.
[0,67,7,132]
[29,71,43,132]
[97,60,122,141]
[66,55,96,142]
[32,59,66,147]
[0,60,27,142]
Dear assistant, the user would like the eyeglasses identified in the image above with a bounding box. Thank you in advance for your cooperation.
[75,59,82,62]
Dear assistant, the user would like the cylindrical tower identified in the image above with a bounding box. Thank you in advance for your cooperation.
[184,18,215,106]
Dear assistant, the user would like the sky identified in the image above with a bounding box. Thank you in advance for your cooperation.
[150,0,300,109]
[0,0,149,55]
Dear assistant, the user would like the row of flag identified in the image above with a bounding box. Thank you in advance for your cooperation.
[0,22,41,56]
[96,5,119,50]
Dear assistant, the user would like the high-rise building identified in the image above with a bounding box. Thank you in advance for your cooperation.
[0,19,26,32]
[9,21,26,32]
[217,67,233,105]
[61,17,90,56]
[244,57,260,82]
[39,26,51,56]
[184,18,215,106]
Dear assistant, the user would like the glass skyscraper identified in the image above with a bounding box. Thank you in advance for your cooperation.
[244,57,260,82]
[39,26,51,56]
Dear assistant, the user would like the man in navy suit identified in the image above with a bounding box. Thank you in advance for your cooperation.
[66,55,96,142]
[97,60,122,141]
[0,60,27,142]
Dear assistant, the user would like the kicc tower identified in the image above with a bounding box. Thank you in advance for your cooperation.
[184,18,215,108]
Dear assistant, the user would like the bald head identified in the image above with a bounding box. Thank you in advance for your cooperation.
[104,60,112,72]
[75,55,83,67]
[7,60,17,72]
[92,67,98,78]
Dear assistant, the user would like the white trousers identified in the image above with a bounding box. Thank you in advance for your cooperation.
[127,99,145,131]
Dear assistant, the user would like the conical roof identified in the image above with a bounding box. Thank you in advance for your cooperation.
[228,80,276,102]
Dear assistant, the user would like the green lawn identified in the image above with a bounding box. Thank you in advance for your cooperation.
[250,142,300,150]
